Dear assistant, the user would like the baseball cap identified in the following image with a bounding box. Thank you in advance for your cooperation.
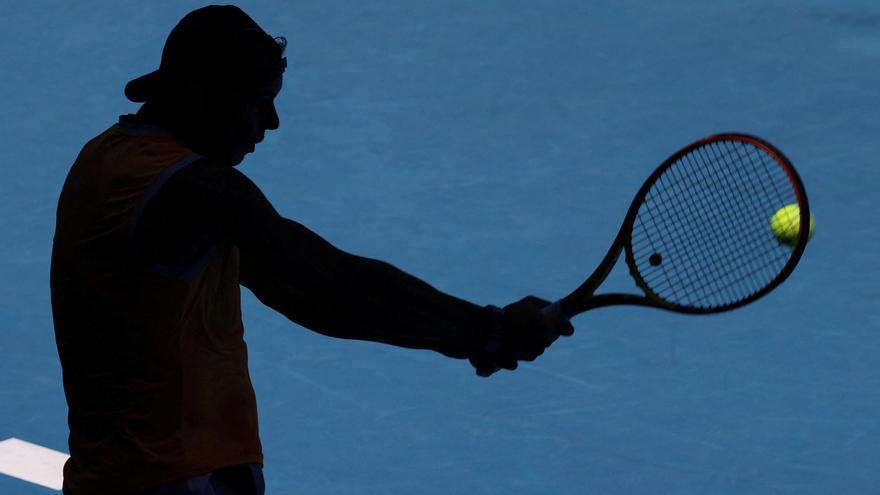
[124,5,287,102]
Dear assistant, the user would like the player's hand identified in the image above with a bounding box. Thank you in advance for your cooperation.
[469,296,574,377]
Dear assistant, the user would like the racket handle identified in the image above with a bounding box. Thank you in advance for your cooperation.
[541,300,571,321]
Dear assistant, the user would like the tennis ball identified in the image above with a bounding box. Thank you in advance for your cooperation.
[770,204,814,246]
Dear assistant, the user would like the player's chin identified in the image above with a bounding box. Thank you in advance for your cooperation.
[228,144,255,166]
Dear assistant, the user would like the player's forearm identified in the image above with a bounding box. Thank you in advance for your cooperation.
[320,254,488,358]
[239,219,488,358]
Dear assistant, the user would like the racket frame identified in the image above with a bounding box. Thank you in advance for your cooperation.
[557,133,809,318]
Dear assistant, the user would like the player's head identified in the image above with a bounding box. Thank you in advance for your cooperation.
[125,5,287,165]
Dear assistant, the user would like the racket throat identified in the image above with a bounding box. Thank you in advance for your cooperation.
[563,229,628,308]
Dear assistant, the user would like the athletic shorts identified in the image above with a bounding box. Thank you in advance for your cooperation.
[143,464,264,495]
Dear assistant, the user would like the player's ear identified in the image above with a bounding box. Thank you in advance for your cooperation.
[178,78,209,116]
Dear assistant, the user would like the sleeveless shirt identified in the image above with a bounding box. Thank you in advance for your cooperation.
[51,116,262,494]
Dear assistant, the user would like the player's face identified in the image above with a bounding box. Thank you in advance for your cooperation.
[215,74,283,166]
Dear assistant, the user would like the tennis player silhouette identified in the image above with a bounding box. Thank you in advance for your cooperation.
[50,5,573,494]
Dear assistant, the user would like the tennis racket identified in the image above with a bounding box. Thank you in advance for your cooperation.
[546,133,810,320]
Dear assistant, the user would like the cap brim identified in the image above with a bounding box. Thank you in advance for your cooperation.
[124,70,161,102]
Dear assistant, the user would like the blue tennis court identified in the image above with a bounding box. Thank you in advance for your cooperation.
[1,1,878,493]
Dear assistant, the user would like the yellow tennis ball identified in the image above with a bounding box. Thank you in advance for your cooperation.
[770,204,814,246]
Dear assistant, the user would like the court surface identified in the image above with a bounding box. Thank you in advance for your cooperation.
[1,1,879,493]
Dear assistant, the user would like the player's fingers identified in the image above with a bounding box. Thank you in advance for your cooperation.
[556,319,575,337]
[469,356,499,377]
[520,347,545,362]
[476,366,499,377]
[540,301,575,337]
[521,295,551,310]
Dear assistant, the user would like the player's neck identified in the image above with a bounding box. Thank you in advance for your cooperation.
[135,103,218,160]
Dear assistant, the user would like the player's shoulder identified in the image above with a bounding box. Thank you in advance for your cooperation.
[169,158,254,190]
[164,158,267,206]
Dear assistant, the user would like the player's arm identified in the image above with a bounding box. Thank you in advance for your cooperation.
[237,214,492,359]
[136,159,489,358]
[135,159,572,369]
[231,175,574,365]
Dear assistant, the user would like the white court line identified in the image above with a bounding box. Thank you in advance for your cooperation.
[0,438,68,491]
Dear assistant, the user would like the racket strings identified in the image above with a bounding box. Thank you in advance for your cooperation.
[707,144,797,304]
[669,142,794,306]
[629,138,799,309]
[682,142,792,306]
[701,142,794,301]
[684,144,787,302]
[638,148,766,304]
[635,203,776,304]
[646,172,755,307]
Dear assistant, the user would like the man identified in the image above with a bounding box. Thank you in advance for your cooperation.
[50,5,573,495]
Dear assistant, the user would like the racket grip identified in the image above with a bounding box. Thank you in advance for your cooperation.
[541,300,571,321]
